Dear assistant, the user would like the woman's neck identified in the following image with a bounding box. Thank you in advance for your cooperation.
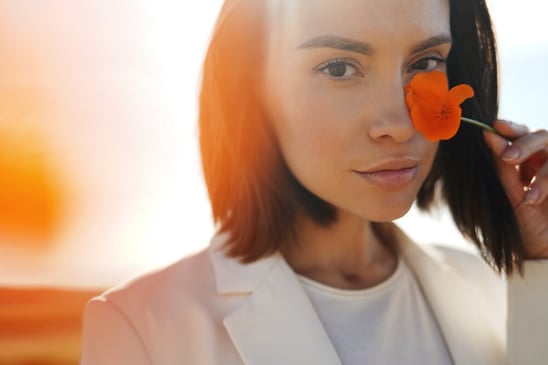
[281,212,398,290]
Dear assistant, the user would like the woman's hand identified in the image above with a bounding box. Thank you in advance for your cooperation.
[483,120,548,259]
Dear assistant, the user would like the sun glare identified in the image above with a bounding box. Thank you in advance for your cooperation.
[0,1,545,289]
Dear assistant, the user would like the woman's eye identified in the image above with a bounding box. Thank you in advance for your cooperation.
[411,57,446,72]
[314,59,362,79]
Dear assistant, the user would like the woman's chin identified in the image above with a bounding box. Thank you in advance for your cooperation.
[366,204,414,223]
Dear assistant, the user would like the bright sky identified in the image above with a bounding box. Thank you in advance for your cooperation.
[0,0,546,289]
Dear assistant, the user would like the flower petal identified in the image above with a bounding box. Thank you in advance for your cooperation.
[404,71,474,141]
[448,84,475,105]
[405,85,416,109]
[437,106,462,140]
[407,71,447,109]
[410,107,437,141]
[411,105,461,141]
[409,71,448,95]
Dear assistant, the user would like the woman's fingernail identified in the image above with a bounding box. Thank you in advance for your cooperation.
[525,186,540,205]
[502,146,520,161]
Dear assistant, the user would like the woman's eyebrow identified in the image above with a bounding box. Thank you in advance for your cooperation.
[297,35,373,55]
[410,34,453,54]
[296,34,453,55]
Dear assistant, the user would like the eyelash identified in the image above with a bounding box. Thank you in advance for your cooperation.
[312,57,363,79]
[410,56,447,72]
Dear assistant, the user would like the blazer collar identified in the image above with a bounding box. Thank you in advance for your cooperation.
[208,224,507,365]
[208,232,342,365]
[208,232,282,294]
[388,223,507,365]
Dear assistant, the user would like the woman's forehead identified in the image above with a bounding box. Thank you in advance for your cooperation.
[266,0,450,47]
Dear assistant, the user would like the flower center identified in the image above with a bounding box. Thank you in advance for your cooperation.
[438,103,452,121]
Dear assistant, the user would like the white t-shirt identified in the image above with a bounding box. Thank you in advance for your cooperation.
[299,258,453,365]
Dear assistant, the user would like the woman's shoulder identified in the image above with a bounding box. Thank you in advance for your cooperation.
[91,246,218,318]
[391,222,504,287]
[427,243,506,301]
[81,239,249,362]
[431,244,487,270]
[429,244,503,280]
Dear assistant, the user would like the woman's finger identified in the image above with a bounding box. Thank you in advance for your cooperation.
[483,130,525,206]
[524,164,548,205]
[483,128,508,155]
[493,119,530,140]
[520,151,546,185]
[484,125,548,206]
[499,129,548,165]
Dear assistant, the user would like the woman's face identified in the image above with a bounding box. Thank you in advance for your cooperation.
[263,0,449,221]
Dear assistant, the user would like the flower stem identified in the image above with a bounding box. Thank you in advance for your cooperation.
[461,117,495,133]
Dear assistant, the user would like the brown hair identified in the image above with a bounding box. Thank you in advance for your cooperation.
[199,0,524,275]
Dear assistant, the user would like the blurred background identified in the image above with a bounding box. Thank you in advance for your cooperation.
[0,0,545,364]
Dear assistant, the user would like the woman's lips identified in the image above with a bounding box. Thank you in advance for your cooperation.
[355,166,418,188]
[354,158,419,188]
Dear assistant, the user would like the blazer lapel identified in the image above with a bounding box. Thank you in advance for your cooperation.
[391,224,508,365]
[209,233,342,365]
[209,224,508,365]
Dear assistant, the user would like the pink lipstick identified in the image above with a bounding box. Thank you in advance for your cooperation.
[354,158,419,188]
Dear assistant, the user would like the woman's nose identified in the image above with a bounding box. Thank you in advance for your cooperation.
[367,78,415,143]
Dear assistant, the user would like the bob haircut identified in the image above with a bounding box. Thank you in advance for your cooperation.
[199,0,524,275]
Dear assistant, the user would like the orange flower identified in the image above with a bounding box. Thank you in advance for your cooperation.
[405,71,475,141]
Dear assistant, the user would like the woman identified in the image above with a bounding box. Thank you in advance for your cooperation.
[81,0,548,364]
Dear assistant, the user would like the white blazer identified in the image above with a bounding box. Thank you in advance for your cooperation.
[80,223,548,365]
